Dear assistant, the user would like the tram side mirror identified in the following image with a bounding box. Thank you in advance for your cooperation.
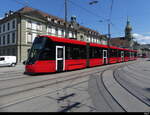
[23,60,27,65]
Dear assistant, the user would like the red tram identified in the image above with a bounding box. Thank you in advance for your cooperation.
[25,35,137,73]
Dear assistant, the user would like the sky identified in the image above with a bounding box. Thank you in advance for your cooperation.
[0,0,150,44]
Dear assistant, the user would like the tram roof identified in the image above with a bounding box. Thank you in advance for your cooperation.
[40,35,87,46]
[39,35,137,52]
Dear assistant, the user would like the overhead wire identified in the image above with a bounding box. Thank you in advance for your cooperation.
[109,0,114,22]
[9,0,31,7]
[69,0,107,21]
[10,0,123,37]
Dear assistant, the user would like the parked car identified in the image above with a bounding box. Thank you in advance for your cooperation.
[0,56,17,67]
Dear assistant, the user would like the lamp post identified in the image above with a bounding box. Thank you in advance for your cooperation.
[107,22,111,64]
[65,0,68,38]
[89,0,98,5]
[89,0,112,64]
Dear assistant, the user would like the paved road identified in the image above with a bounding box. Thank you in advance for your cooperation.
[0,59,149,112]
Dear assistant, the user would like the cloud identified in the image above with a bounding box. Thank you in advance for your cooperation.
[133,33,150,44]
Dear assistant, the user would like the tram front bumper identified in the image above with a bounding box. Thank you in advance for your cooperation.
[25,65,35,73]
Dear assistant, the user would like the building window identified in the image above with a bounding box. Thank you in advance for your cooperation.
[69,31,73,38]
[92,37,94,43]
[3,24,5,32]
[47,26,52,34]
[7,34,10,44]
[3,36,5,45]
[32,21,37,30]
[87,36,90,42]
[7,23,10,31]
[0,26,1,33]
[55,28,58,36]
[51,27,56,35]
[58,29,62,37]
[94,38,96,43]
[12,20,16,29]
[12,32,15,43]
[80,35,84,41]
[37,23,42,31]
[72,32,76,38]
[61,29,65,37]
[27,20,32,29]
[27,32,32,43]
[32,33,37,42]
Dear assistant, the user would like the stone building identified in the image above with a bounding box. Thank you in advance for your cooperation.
[138,44,150,58]
[0,7,107,63]
[110,18,135,49]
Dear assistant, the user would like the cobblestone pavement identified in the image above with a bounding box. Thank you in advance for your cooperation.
[0,59,149,112]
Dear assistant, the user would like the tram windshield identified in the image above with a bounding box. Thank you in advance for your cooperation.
[27,37,47,64]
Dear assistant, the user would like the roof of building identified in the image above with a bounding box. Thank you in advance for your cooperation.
[110,37,131,48]
[1,6,101,36]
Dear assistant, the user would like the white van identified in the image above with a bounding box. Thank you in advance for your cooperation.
[0,56,17,67]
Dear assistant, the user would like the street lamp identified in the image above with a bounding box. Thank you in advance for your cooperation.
[89,1,98,5]
[89,0,112,64]
[65,0,68,38]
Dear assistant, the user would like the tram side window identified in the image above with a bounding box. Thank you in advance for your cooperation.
[99,48,103,58]
[90,47,102,58]
[127,52,130,57]
[118,51,121,57]
[110,49,117,58]
[66,44,86,59]
[90,47,94,58]
[57,48,63,58]
[72,45,86,59]
[109,49,112,58]
[72,47,80,59]
[79,46,86,59]
[132,52,134,57]
[66,46,72,59]
[125,51,129,57]
[134,52,137,57]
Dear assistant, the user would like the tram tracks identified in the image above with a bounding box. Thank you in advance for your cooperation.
[110,61,150,111]
[0,70,99,98]
[94,65,127,112]
[114,70,150,107]
[114,64,150,106]
[96,60,149,112]
[0,65,109,109]
[0,62,127,111]
[0,61,141,111]
[0,63,126,89]
[0,78,91,111]
[0,66,108,91]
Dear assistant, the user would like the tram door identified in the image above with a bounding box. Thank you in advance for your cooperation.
[121,51,124,62]
[130,52,132,60]
[56,46,65,72]
[103,50,108,64]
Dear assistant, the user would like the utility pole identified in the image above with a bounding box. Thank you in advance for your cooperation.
[65,0,68,38]
[108,23,111,64]
[89,0,113,64]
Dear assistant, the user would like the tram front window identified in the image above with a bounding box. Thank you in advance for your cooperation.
[27,37,47,64]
